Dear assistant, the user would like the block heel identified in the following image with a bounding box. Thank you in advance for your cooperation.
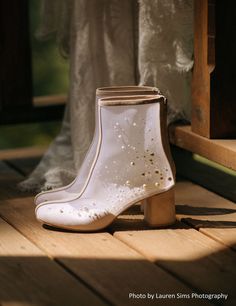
[144,188,176,227]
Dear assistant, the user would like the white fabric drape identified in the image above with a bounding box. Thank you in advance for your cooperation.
[20,0,193,191]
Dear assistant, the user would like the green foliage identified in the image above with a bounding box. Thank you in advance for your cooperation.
[30,0,69,96]
[0,122,61,149]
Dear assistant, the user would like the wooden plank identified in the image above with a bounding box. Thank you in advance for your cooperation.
[6,156,42,177]
[207,0,215,70]
[114,180,236,305]
[175,181,236,252]
[0,147,43,177]
[0,199,205,306]
[191,0,211,137]
[115,227,236,305]
[33,95,67,107]
[170,125,236,171]
[172,146,236,203]
[0,159,22,181]
[0,162,209,306]
[0,160,29,203]
[0,146,46,161]
[0,217,105,306]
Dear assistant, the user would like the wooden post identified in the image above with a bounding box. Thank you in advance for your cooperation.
[192,0,236,138]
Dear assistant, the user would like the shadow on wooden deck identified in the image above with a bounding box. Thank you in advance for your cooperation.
[0,153,236,305]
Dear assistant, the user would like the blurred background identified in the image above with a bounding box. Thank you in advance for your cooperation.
[0,0,69,150]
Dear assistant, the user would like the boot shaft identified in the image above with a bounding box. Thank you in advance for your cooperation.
[81,96,174,209]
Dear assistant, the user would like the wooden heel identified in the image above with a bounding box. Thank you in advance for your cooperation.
[144,188,176,227]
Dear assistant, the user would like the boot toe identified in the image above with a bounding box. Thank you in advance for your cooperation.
[35,200,113,231]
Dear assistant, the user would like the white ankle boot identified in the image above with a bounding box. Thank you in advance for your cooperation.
[36,95,176,231]
[34,86,160,206]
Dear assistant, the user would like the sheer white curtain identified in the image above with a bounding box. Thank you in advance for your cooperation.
[20,0,193,191]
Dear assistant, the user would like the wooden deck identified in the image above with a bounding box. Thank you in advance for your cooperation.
[0,154,236,306]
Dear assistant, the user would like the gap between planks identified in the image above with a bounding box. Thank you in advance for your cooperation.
[0,199,208,306]
[1,159,234,304]
[113,183,236,305]
[175,180,236,252]
[0,160,212,306]
[0,216,106,306]
[4,155,236,253]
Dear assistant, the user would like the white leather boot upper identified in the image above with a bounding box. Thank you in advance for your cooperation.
[36,95,174,231]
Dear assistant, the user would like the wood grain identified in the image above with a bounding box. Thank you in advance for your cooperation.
[0,147,46,161]
[1,157,235,305]
[171,146,236,204]
[33,95,67,107]
[0,161,209,306]
[170,125,236,171]
[192,0,211,137]
[115,227,236,305]
[0,217,105,306]
[0,198,203,306]
[175,181,236,252]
